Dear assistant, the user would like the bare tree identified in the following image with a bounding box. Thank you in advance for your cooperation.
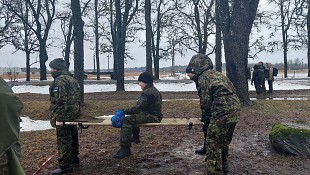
[112,0,139,91]
[268,0,306,78]
[145,0,152,74]
[215,0,222,72]
[0,3,16,48]
[173,0,216,54]
[217,0,259,105]
[3,0,56,80]
[71,0,85,104]
[308,0,310,76]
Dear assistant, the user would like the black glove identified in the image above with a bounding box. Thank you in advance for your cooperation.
[201,114,210,125]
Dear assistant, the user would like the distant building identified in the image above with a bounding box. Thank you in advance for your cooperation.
[0,67,22,75]
[20,68,40,74]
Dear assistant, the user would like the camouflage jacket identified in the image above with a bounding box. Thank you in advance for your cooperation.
[187,54,240,122]
[124,85,163,117]
[49,70,81,126]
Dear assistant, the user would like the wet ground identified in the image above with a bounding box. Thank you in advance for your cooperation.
[19,91,310,175]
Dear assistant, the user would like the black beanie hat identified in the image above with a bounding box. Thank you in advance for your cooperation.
[138,72,153,84]
[186,67,195,74]
[49,58,67,70]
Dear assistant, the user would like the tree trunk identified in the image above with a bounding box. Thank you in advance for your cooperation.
[26,51,30,81]
[308,0,310,77]
[71,0,85,104]
[193,0,202,53]
[64,18,73,70]
[153,0,163,80]
[95,0,100,80]
[114,0,124,91]
[218,0,259,106]
[280,3,288,78]
[145,0,153,74]
[39,42,48,80]
[24,2,31,81]
[215,0,222,72]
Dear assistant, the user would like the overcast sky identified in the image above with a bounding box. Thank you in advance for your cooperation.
[0,0,307,70]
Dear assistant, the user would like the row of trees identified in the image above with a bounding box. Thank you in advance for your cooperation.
[0,0,309,105]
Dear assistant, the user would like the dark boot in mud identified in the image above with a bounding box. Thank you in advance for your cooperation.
[51,166,73,175]
[113,147,131,159]
[195,147,206,155]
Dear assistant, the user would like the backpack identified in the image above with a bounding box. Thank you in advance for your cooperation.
[111,110,125,128]
[273,68,278,76]
[257,69,265,83]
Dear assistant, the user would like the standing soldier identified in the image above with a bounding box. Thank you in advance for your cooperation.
[0,77,25,175]
[49,58,81,175]
[186,54,240,175]
[186,67,210,155]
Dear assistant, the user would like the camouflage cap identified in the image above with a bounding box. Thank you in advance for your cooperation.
[49,58,67,70]
[187,54,213,75]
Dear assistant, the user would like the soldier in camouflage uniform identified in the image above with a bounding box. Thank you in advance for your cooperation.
[0,77,25,175]
[49,58,81,175]
[186,67,210,155]
[186,54,240,175]
[113,72,163,159]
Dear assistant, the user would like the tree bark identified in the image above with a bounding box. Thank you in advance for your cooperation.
[153,0,163,80]
[308,0,310,77]
[145,0,153,74]
[215,0,222,72]
[218,0,259,106]
[95,0,100,80]
[71,0,85,104]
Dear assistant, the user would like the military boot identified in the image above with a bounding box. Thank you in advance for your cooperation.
[131,127,140,144]
[113,147,131,159]
[222,161,229,175]
[51,166,73,175]
[195,147,206,155]
[72,156,80,165]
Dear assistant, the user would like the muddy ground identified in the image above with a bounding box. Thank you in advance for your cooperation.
[18,90,310,175]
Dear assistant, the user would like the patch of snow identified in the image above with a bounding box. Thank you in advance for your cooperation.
[20,116,54,132]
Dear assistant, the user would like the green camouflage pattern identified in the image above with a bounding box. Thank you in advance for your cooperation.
[49,70,81,127]
[187,54,240,174]
[56,125,79,168]
[187,54,240,122]
[205,116,237,174]
[120,85,163,148]
[49,70,80,168]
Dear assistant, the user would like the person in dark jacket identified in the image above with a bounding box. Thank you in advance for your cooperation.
[49,58,81,175]
[186,54,240,175]
[0,77,25,175]
[251,64,266,95]
[258,61,266,92]
[186,67,210,155]
[113,72,163,159]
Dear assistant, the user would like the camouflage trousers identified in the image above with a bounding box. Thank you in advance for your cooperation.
[120,113,162,148]
[205,114,237,175]
[0,143,25,175]
[56,125,79,168]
